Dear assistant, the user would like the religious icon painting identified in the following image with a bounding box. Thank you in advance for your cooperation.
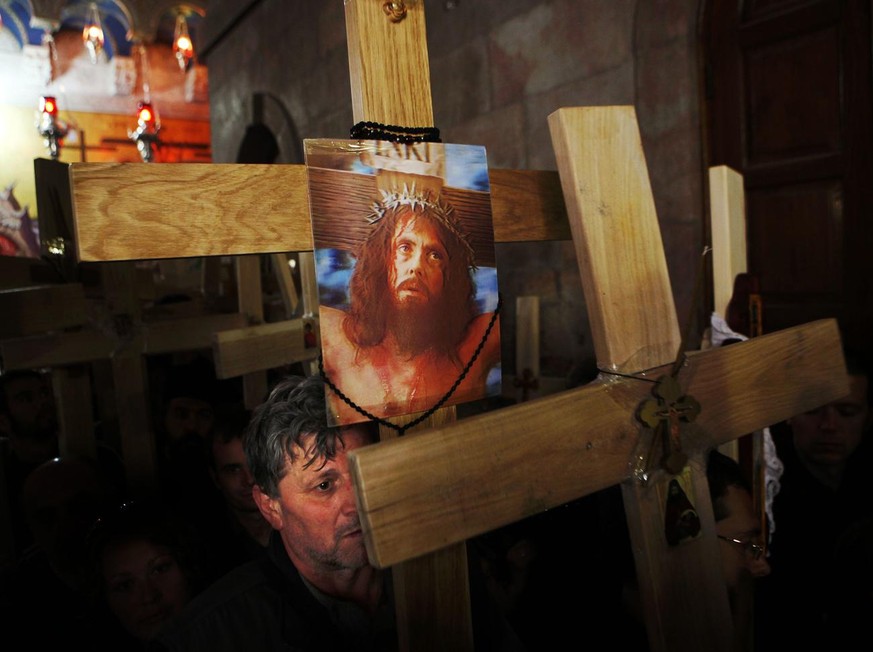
[0,184,41,259]
[304,139,502,427]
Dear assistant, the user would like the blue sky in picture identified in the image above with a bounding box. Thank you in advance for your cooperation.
[350,143,491,192]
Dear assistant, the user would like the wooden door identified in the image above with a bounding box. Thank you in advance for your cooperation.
[704,0,873,353]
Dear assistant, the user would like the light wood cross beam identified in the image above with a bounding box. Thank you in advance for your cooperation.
[348,107,848,652]
[709,164,748,463]
[709,166,749,323]
[219,252,315,409]
[212,252,320,400]
[26,158,314,488]
[57,3,845,652]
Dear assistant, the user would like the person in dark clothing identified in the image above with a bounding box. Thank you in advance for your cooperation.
[203,403,270,576]
[754,347,873,649]
[707,449,771,651]
[152,355,244,583]
[87,499,209,650]
[152,374,394,651]
[0,456,122,648]
[153,374,524,652]
[1,368,126,567]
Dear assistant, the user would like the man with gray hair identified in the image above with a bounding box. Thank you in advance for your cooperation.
[154,374,392,651]
[155,373,524,651]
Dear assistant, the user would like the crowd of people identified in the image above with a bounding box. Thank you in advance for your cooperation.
[0,356,264,649]
[1,333,870,650]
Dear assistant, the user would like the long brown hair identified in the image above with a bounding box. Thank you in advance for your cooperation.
[343,197,477,360]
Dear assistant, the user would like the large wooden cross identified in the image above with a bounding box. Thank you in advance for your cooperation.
[348,105,846,652]
[4,156,318,499]
[55,2,846,651]
[32,155,317,410]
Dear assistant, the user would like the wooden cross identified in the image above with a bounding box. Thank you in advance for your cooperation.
[54,3,847,651]
[347,106,848,652]
[33,156,315,411]
[6,160,317,502]
[707,164,770,592]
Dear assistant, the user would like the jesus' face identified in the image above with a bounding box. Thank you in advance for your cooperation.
[388,211,448,309]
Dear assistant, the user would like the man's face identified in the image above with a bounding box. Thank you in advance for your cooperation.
[254,425,371,575]
[0,375,57,441]
[715,485,770,595]
[164,397,214,441]
[389,213,448,309]
[789,374,869,471]
[211,436,258,513]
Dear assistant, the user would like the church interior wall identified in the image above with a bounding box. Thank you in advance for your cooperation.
[203,0,705,393]
[0,28,212,244]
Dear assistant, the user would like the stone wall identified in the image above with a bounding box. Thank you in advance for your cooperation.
[203,0,705,396]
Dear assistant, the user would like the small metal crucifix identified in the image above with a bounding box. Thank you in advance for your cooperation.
[638,374,701,475]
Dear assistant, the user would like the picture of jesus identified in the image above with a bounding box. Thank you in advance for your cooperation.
[305,140,501,426]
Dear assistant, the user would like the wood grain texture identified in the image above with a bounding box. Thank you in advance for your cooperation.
[709,165,747,318]
[69,163,312,261]
[544,106,725,652]
[68,165,568,261]
[393,543,473,652]
[351,102,848,652]
[345,0,433,126]
[548,106,681,372]
[488,168,570,242]
[0,313,248,369]
[350,319,846,567]
[212,319,316,379]
[342,3,470,650]
[235,254,269,409]
[370,407,474,652]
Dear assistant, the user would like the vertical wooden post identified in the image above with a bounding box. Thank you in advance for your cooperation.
[343,3,472,649]
[236,254,268,408]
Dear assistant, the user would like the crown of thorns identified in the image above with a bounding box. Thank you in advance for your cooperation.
[366,183,477,266]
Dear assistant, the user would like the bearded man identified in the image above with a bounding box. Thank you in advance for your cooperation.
[319,188,500,424]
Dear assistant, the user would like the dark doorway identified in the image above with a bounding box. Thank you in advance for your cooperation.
[703,0,873,353]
